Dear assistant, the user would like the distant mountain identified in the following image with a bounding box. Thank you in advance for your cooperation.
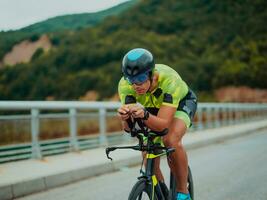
[21,0,138,33]
[0,0,138,60]
[0,0,266,101]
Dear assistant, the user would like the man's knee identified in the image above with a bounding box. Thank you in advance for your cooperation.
[163,133,182,148]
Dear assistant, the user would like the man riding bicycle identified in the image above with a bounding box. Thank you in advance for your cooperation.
[117,48,197,200]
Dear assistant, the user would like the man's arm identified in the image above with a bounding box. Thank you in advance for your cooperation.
[130,105,176,131]
[146,105,176,131]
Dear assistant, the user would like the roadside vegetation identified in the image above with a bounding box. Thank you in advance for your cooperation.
[0,0,266,145]
[0,0,266,101]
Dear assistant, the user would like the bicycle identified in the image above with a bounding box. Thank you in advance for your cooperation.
[105,118,194,200]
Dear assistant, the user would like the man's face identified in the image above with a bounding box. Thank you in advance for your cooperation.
[132,79,151,95]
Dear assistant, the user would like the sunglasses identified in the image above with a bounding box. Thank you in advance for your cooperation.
[126,73,149,85]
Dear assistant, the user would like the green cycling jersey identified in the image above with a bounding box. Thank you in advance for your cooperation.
[118,64,189,111]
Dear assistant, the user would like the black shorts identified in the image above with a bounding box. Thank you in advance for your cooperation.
[177,89,198,126]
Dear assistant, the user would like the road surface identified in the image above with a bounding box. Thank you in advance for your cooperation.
[17,129,267,200]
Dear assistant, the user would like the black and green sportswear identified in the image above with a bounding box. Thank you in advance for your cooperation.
[118,64,191,127]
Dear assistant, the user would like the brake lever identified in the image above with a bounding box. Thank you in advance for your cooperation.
[105,147,116,161]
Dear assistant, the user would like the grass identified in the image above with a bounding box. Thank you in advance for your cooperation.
[0,110,257,146]
[0,115,123,146]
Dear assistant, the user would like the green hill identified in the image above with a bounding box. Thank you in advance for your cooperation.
[0,0,266,101]
[0,0,138,60]
[21,0,138,33]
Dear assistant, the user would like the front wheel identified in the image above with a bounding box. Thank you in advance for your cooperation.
[128,179,158,200]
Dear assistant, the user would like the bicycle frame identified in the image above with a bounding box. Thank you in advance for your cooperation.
[106,136,175,200]
[106,118,175,200]
[144,150,171,200]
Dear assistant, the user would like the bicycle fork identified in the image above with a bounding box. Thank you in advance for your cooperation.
[145,153,168,200]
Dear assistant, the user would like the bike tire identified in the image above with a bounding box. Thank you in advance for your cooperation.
[169,166,194,200]
[170,173,176,200]
[128,179,158,200]
[187,166,194,200]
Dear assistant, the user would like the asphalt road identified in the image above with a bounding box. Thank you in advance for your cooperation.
[17,129,267,200]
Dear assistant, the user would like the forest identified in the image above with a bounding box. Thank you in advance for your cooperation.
[0,0,266,101]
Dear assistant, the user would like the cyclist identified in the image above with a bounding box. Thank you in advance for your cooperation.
[117,48,197,200]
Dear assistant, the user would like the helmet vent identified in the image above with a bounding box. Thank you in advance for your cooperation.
[132,67,139,76]
[126,66,139,76]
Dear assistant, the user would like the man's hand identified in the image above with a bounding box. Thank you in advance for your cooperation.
[117,105,131,121]
[129,104,145,119]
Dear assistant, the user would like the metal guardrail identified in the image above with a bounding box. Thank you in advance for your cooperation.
[0,101,267,163]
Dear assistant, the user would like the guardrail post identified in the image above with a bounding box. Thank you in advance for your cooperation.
[69,108,79,151]
[244,108,249,122]
[197,108,203,130]
[205,107,211,128]
[233,107,238,124]
[228,106,234,125]
[214,107,220,128]
[256,106,261,119]
[222,107,228,126]
[31,109,42,159]
[99,108,108,146]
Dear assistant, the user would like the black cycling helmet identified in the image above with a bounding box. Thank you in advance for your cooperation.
[122,48,155,84]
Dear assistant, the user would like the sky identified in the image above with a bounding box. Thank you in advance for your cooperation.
[0,0,129,31]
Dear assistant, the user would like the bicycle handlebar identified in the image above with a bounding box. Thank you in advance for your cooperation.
[105,118,171,161]
[126,118,169,137]
[105,144,175,161]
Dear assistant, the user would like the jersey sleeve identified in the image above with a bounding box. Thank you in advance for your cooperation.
[161,77,188,108]
[118,78,136,105]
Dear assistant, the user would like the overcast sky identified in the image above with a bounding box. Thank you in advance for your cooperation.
[0,0,128,31]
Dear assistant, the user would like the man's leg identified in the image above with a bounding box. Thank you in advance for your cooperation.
[163,118,188,193]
